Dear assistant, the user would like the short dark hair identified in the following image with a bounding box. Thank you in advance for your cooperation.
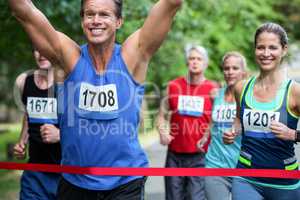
[80,0,123,19]
[254,22,288,47]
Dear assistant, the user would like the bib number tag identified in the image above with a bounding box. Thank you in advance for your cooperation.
[212,105,236,123]
[243,109,280,132]
[27,97,57,119]
[79,83,118,112]
[177,95,204,117]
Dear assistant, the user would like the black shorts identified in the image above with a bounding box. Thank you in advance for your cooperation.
[57,177,146,200]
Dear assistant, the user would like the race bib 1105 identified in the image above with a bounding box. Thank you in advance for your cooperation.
[212,105,236,123]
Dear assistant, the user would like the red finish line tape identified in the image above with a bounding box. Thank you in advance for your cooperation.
[1,162,300,179]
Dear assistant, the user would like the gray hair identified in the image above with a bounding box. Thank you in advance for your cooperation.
[184,44,209,64]
[221,51,247,71]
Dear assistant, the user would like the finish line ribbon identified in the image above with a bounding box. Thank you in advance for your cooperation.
[1,162,300,179]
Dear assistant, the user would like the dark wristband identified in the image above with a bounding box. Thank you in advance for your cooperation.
[296,130,300,142]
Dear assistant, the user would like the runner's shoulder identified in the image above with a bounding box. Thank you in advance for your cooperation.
[15,70,35,92]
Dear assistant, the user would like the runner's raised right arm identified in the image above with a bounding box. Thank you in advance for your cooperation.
[8,0,80,74]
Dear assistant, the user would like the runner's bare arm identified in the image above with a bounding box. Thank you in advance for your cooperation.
[156,91,174,145]
[197,123,211,152]
[270,81,300,141]
[122,0,183,83]
[157,94,170,130]
[15,72,28,99]
[15,73,30,145]
[19,115,29,144]
[223,80,245,144]
[289,81,300,116]
[8,0,80,74]
[13,115,29,159]
[233,80,245,134]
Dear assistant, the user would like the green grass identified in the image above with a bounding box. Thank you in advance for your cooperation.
[0,128,20,161]
[0,170,21,200]
[0,123,22,200]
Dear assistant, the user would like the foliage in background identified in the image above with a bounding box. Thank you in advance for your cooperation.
[0,0,300,114]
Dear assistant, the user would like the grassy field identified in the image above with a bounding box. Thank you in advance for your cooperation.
[0,123,22,200]
[0,170,21,200]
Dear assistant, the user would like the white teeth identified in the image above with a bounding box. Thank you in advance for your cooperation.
[261,60,272,64]
[91,28,104,35]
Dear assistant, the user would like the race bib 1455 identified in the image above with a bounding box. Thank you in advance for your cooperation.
[177,95,204,117]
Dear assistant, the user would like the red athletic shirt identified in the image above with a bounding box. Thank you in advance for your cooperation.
[168,77,217,153]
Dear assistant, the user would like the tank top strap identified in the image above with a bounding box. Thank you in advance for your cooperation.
[240,76,255,107]
[22,74,34,105]
[281,79,292,109]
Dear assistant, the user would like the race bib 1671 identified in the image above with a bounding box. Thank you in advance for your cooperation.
[27,97,58,120]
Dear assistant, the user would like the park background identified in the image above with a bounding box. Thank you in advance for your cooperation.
[0,0,300,199]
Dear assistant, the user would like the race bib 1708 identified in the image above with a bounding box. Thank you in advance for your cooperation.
[79,83,119,112]
[27,97,58,119]
[177,95,204,117]
[243,109,280,133]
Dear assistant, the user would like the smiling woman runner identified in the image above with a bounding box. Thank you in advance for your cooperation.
[223,22,300,200]
[204,51,247,200]
[8,0,183,199]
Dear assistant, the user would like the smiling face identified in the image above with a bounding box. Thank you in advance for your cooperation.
[255,32,287,72]
[187,49,208,75]
[222,56,245,86]
[33,50,51,70]
[81,0,123,45]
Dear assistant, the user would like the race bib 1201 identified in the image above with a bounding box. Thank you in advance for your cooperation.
[243,109,280,133]
[177,95,204,117]
[27,97,58,120]
[79,83,119,112]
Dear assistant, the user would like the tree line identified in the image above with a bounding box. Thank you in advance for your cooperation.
[0,0,299,113]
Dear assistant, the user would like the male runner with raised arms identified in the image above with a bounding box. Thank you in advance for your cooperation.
[9,0,183,199]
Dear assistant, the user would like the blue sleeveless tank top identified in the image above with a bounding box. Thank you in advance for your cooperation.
[205,87,241,168]
[238,77,300,189]
[60,44,148,190]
